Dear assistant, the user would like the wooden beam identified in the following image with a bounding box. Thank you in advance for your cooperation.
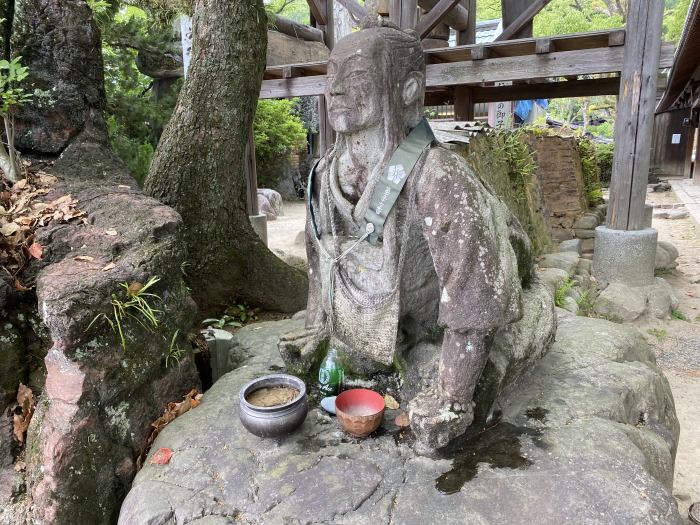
[608,29,626,46]
[244,125,258,216]
[416,0,463,38]
[307,0,327,25]
[272,15,325,42]
[471,45,489,60]
[495,0,553,42]
[401,0,418,29]
[334,0,368,21]
[473,77,620,102]
[427,46,626,87]
[453,0,475,120]
[259,42,675,98]
[607,0,665,230]
[417,0,470,30]
[535,38,553,54]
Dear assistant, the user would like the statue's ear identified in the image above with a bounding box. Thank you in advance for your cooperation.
[402,71,424,107]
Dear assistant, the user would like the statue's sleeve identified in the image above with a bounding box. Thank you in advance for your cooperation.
[304,159,326,329]
[415,148,522,332]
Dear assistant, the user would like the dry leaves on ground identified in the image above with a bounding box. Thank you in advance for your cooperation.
[384,394,400,410]
[136,389,203,470]
[13,383,36,444]
[1,171,86,289]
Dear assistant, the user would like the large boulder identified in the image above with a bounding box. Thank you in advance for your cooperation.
[119,315,680,525]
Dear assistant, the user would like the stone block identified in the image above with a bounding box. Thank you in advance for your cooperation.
[594,283,646,322]
[536,268,570,296]
[249,214,268,245]
[657,241,679,261]
[577,258,592,274]
[558,239,582,255]
[593,227,657,287]
[538,252,579,276]
[581,238,595,253]
[646,278,679,319]
[573,214,599,230]
[574,228,596,239]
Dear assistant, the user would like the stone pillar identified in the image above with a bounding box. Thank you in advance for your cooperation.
[593,227,657,287]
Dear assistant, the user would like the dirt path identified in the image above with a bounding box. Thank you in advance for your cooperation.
[267,200,307,260]
[638,189,700,523]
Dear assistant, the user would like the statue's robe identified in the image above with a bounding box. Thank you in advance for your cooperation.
[305,144,523,372]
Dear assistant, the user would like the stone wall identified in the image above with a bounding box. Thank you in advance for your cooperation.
[526,135,589,240]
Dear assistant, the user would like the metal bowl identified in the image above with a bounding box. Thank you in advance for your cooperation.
[239,374,308,438]
[335,388,385,438]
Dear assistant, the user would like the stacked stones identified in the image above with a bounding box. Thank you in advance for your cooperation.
[572,204,608,259]
[535,240,594,316]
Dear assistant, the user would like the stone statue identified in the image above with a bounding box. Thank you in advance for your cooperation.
[279,17,525,450]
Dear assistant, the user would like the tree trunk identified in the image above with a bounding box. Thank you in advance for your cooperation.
[145,0,308,314]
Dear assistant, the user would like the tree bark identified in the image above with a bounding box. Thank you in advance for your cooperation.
[145,0,308,314]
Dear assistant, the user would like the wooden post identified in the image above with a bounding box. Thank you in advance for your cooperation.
[684,126,696,179]
[500,0,535,40]
[390,0,417,29]
[453,0,475,121]
[607,0,665,230]
[317,0,335,154]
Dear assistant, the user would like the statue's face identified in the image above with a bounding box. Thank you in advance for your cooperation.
[325,34,385,134]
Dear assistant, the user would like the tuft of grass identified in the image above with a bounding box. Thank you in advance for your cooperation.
[88,276,162,351]
[601,313,624,324]
[576,288,594,315]
[554,279,575,308]
[647,328,668,341]
[165,329,185,368]
[671,309,689,321]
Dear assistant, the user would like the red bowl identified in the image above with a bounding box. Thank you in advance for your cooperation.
[335,389,385,437]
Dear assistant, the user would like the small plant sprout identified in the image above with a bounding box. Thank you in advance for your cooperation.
[647,328,668,341]
[0,54,33,182]
[671,309,689,321]
[88,276,162,351]
[165,330,185,368]
[201,304,256,329]
[554,279,575,308]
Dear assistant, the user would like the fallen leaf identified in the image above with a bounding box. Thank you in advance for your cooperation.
[128,282,143,294]
[384,394,400,410]
[74,255,94,262]
[13,461,26,472]
[105,230,118,236]
[11,179,27,191]
[27,242,43,260]
[150,448,174,465]
[137,390,202,471]
[117,185,131,189]
[101,262,116,272]
[13,383,36,444]
[1,222,20,236]
[394,412,410,427]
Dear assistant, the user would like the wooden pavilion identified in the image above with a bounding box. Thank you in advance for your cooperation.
[249,0,670,238]
[653,0,700,181]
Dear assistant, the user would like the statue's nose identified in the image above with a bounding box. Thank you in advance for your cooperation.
[328,75,345,96]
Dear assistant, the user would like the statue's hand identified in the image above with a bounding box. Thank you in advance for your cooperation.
[278,326,327,376]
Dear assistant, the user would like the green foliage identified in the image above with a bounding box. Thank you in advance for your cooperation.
[0,57,32,115]
[672,309,689,321]
[202,304,256,330]
[107,115,154,186]
[265,0,309,23]
[88,276,162,351]
[665,0,692,42]
[534,0,625,37]
[554,279,575,308]
[254,99,307,187]
[647,328,668,341]
[476,0,501,21]
[495,128,537,204]
[575,137,605,208]
[594,142,614,186]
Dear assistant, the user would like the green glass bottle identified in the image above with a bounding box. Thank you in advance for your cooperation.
[318,347,344,396]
